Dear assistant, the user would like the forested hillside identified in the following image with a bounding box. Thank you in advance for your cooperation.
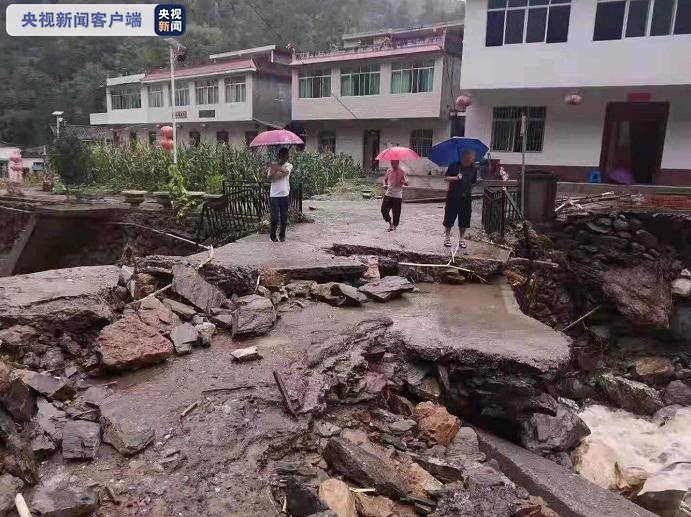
[0,0,464,145]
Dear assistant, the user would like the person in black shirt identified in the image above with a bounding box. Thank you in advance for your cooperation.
[443,149,477,248]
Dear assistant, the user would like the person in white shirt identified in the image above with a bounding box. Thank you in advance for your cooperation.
[268,147,293,242]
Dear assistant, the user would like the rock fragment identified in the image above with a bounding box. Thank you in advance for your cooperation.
[161,298,197,320]
[31,486,98,517]
[230,346,262,363]
[318,478,357,517]
[171,264,229,314]
[100,406,154,457]
[597,373,664,415]
[414,402,460,446]
[61,421,100,460]
[286,478,328,517]
[519,403,590,453]
[358,276,414,302]
[195,322,216,346]
[16,371,75,402]
[232,294,276,337]
[170,323,199,355]
[633,356,676,386]
[0,473,24,515]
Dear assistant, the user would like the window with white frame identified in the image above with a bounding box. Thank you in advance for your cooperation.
[318,131,336,153]
[391,60,435,94]
[299,69,331,98]
[594,0,691,40]
[111,86,141,110]
[341,65,380,96]
[491,107,547,153]
[195,79,219,105]
[148,85,164,108]
[410,129,433,157]
[175,83,190,106]
[486,0,571,46]
[225,76,246,103]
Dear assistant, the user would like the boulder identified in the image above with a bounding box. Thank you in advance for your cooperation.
[663,380,691,406]
[407,453,464,482]
[195,322,216,346]
[31,486,98,517]
[463,462,514,490]
[161,298,197,320]
[96,314,173,372]
[520,404,590,454]
[61,420,100,460]
[314,421,341,438]
[322,437,410,499]
[358,276,414,303]
[414,402,461,446]
[671,277,691,298]
[136,296,181,331]
[100,406,154,457]
[571,438,619,490]
[318,479,357,517]
[633,356,676,386]
[170,323,199,355]
[597,373,664,415]
[286,478,328,517]
[602,265,673,329]
[0,473,24,515]
[394,457,443,498]
[171,264,229,314]
[333,284,368,305]
[232,294,276,337]
[636,462,691,517]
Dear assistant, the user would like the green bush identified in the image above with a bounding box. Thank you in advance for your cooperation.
[50,135,93,187]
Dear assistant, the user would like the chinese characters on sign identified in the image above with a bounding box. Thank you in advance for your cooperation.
[154,5,186,36]
[22,10,141,29]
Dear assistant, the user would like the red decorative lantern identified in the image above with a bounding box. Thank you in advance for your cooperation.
[161,138,174,152]
[455,94,473,110]
[565,92,583,105]
[160,125,174,139]
[10,152,21,164]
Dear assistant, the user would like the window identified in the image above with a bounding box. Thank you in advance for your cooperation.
[189,130,200,147]
[299,69,331,98]
[341,65,380,96]
[595,0,691,38]
[195,80,219,105]
[491,107,546,153]
[410,129,433,157]
[148,131,157,145]
[175,83,190,106]
[318,131,336,153]
[486,0,571,46]
[225,76,246,103]
[651,0,691,35]
[391,60,435,94]
[111,87,141,110]
[216,131,228,144]
[148,85,164,108]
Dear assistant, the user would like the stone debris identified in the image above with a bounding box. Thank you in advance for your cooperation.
[136,295,181,331]
[286,280,318,298]
[286,477,328,517]
[129,272,158,300]
[597,373,664,415]
[355,492,416,517]
[209,309,236,330]
[362,256,381,281]
[162,297,198,320]
[633,356,676,386]
[170,323,199,355]
[35,397,67,443]
[636,461,691,517]
[230,346,262,363]
[118,265,133,287]
[514,496,560,517]
[31,486,98,517]
[446,427,486,464]
[16,370,75,402]
[318,478,357,517]
[311,283,368,306]
[358,276,414,303]
[314,421,342,438]
[429,482,529,517]
[414,402,460,446]
[61,420,100,460]
[0,370,35,422]
[519,403,590,454]
[96,313,173,372]
[663,380,691,405]
[195,321,216,346]
[31,432,56,459]
[232,294,276,337]
[0,473,24,514]
[171,264,229,314]
[407,453,464,482]
[100,405,154,457]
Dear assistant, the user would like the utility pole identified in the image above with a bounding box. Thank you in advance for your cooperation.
[520,113,527,216]
[52,111,64,139]
[164,38,187,165]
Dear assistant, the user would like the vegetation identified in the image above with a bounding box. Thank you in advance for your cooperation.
[49,135,93,189]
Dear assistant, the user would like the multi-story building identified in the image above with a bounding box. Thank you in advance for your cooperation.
[90,45,292,146]
[290,21,464,171]
[461,0,691,185]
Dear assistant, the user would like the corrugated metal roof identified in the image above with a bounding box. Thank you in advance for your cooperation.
[142,59,256,83]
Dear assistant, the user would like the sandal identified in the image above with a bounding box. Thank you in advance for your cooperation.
[459,240,467,249]
[444,237,452,247]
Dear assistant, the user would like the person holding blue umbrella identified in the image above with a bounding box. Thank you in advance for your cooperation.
[429,137,489,248]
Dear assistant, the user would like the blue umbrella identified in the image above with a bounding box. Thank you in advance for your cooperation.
[429,137,489,167]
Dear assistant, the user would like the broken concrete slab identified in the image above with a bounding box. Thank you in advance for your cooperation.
[170,323,199,355]
[358,276,414,303]
[232,294,276,337]
[61,420,100,460]
[318,478,357,517]
[31,486,98,517]
[322,437,410,499]
[100,405,154,457]
[477,430,658,517]
[171,264,229,314]
[161,298,197,320]
[96,314,173,372]
[230,346,262,363]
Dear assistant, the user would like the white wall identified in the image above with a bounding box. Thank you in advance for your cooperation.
[118,122,261,148]
[252,74,292,126]
[465,85,691,170]
[462,0,691,90]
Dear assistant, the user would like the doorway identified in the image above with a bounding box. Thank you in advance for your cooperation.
[363,130,381,171]
[599,102,669,184]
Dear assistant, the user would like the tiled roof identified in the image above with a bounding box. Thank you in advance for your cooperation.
[142,59,256,82]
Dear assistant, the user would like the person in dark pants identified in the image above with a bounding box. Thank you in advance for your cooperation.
[380,160,408,231]
[268,147,293,242]
[443,149,477,248]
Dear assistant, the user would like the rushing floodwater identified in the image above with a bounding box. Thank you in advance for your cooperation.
[579,404,691,474]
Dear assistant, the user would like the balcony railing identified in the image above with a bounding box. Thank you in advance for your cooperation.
[295,35,444,62]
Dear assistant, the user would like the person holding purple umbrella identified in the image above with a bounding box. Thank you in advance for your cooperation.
[268,147,293,242]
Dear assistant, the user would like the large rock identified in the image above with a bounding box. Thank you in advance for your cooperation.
[663,380,691,405]
[170,323,199,355]
[633,356,676,386]
[318,478,357,517]
[100,405,154,457]
[61,421,100,460]
[0,325,38,355]
[520,404,590,454]
[322,437,410,499]
[232,294,276,337]
[171,264,229,314]
[571,438,619,490]
[35,397,67,443]
[0,371,35,422]
[636,462,691,517]
[358,276,414,303]
[602,265,673,329]
[285,478,328,517]
[16,371,75,402]
[96,314,173,372]
[597,374,664,415]
[0,473,24,515]
[414,402,461,446]
[31,486,98,517]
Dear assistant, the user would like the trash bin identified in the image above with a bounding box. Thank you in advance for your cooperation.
[523,170,557,223]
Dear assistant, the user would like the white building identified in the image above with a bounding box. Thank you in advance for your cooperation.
[90,46,292,146]
[462,0,691,186]
[290,21,464,171]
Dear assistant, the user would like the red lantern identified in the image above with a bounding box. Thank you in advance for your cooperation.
[565,92,583,105]
[455,94,472,110]
[160,125,173,139]
[10,152,21,163]
[161,138,174,152]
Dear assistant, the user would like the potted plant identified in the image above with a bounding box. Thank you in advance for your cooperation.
[121,190,148,207]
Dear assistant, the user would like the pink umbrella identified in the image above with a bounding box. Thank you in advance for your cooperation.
[249,129,304,147]
[375,146,421,161]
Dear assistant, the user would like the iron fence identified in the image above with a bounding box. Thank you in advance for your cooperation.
[481,186,521,240]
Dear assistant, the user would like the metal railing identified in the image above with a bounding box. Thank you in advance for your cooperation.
[481,186,521,240]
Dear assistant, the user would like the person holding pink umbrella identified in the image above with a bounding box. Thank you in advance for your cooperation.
[376,147,420,232]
